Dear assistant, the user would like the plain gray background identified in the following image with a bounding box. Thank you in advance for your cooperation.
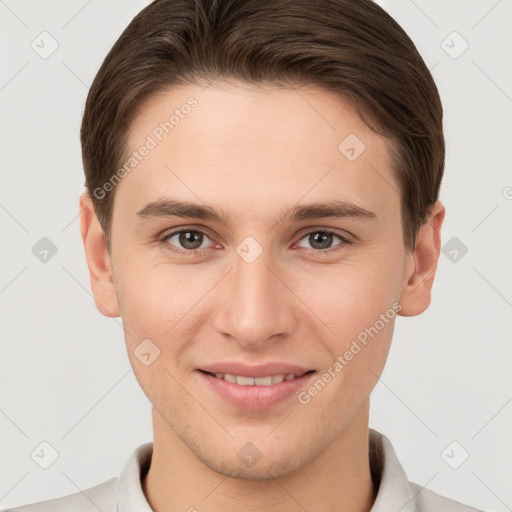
[1,0,511,510]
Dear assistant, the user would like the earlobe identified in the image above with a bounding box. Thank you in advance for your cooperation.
[398,201,445,317]
[79,192,121,318]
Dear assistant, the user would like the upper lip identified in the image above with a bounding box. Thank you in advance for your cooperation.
[199,362,314,378]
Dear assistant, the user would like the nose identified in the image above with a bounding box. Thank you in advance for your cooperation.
[212,245,298,349]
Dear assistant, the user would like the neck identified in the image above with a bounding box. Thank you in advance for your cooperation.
[142,403,376,512]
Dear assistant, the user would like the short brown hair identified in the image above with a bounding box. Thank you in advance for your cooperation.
[81,0,444,251]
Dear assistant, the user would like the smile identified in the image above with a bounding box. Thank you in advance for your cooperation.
[203,371,311,386]
[198,369,317,410]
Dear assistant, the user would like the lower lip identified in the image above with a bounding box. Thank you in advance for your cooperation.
[197,370,316,411]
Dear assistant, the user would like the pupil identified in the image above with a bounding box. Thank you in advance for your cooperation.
[180,231,203,249]
[311,232,332,249]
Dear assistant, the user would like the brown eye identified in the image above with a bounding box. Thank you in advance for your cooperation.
[164,230,209,251]
[297,230,347,252]
[309,232,334,250]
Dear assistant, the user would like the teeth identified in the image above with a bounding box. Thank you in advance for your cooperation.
[211,372,305,385]
[237,375,255,385]
[271,374,285,384]
[255,376,272,386]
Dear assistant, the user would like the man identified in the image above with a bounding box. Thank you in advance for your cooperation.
[4,0,483,510]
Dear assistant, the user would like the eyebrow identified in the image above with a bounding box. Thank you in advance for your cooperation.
[135,198,377,225]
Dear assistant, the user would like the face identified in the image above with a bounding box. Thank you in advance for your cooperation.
[82,81,441,480]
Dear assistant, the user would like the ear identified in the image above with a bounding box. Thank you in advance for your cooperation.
[79,192,120,318]
[398,201,445,317]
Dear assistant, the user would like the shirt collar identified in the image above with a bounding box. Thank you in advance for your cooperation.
[116,441,153,512]
[116,429,416,512]
[368,428,417,511]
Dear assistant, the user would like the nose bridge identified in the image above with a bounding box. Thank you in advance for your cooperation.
[213,240,296,347]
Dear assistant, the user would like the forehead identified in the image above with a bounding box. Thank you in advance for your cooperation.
[114,81,400,227]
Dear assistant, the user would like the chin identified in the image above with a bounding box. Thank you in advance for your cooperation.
[183,432,320,481]
[203,453,306,481]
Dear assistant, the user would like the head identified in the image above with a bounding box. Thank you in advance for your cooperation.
[80,0,445,480]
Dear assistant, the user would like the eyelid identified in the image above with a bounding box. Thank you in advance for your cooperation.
[292,227,352,253]
[159,225,219,249]
[297,226,353,242]
[158,225,354,255]
[159,224,214,238]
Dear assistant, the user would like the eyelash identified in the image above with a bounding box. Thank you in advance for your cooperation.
[298,229,352,255]
[158,227,352,256]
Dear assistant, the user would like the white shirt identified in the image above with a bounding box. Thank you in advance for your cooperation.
[3,429,483,511]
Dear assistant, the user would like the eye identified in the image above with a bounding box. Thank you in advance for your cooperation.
[159,227,351,256]
[161,229,216,253]
[296,229,350,253]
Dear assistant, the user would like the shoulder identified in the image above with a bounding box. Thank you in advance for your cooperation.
[369,429,485,512]
[410,482,484,512]
[1,477,117,512]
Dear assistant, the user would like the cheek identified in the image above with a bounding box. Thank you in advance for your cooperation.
[293,251,403,338]
[290,251,402,397]
[114,255,208,339]
[114,261,206,404]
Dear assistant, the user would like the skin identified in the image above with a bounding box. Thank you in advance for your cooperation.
[80,81,444,512]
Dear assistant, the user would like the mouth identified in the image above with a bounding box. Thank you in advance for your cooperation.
[197,368,317,411]
[199,369,315,386]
